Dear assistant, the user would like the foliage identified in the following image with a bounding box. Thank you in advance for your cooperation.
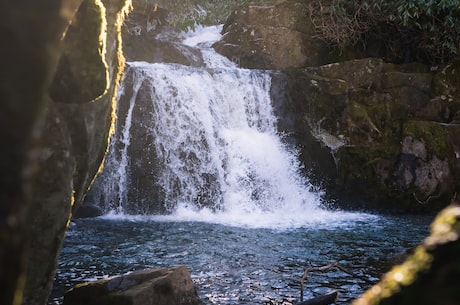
[132,0,269,30]
[130,0,459,63]
[308,0,460,63]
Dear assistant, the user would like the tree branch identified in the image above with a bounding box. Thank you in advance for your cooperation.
[300,262,374,302]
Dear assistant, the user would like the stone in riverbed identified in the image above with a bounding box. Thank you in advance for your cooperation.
[63,265,203,305]
[72,203,103,219]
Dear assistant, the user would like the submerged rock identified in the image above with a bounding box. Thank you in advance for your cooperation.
[63,266,203,305]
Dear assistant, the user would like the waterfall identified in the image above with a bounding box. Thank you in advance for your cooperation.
[88,25,331,227]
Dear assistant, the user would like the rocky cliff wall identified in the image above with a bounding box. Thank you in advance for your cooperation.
[213,0,333,69]
[214,1,460,303]
[217,0,460,212]
[282,59,460,211]
[0,1,131,305]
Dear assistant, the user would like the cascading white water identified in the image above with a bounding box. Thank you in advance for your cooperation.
[93,25,366,228]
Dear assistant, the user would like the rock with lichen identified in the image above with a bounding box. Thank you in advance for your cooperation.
[353,204,460,305]
[275,58,460,212]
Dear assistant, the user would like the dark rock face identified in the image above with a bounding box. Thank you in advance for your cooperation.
[213,0,460,211]
[63,266,203,305]
[73,204,103,219]
[0,1,131,305]
[0,1,73,303]
[213,0,333,69]
[85,65,167,214]
[279,58,460,211]
[121,6,204,66]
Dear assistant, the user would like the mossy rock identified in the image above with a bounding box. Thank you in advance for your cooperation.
[402,120,454,161]
[281,57,460,211]
[50,0,109,103]
[433,60,460,97]
[213,0,335,69]
[353,204,460,305]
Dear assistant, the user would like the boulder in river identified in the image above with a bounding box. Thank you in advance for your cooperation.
[63,265,203,305]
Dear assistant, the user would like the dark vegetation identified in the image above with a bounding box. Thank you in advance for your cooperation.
[132,0,267,30]
[132,0,459,64]
[308,0,460,64]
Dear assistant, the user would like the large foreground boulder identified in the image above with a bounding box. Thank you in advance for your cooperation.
[63,266,203,305]
[0,1,131,305]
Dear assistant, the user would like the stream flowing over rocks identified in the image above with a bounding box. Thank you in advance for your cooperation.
[90,0,460,214]
[213,0,460,212]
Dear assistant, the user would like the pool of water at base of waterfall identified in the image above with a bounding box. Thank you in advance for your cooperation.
[48,211,433,305]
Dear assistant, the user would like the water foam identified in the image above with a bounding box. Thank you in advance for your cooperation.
[100,206,378,230]
[182,25,223,48]
[97,25,377,229]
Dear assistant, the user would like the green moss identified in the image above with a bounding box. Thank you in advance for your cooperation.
[336,146,389,187]
[337,147,372,180]
[433,60,460,97]
[403,120,453,160]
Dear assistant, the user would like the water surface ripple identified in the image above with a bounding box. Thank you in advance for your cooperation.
[50,214,432,305]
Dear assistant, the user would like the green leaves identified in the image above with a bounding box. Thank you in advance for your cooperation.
[310,0,460,63]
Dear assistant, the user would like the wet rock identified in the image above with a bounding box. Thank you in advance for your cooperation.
[63,266,203,305]
[278,58,460,211]
[85,64,167,214]
[213,0,333,69]
[122,28,204,66]
[121,5,204,66]
[73,203,103,219]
